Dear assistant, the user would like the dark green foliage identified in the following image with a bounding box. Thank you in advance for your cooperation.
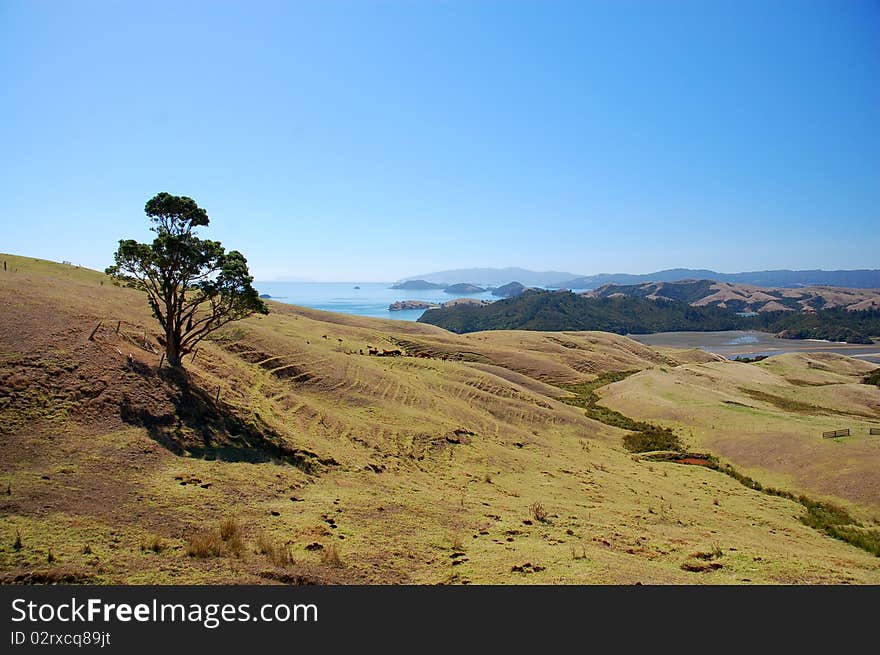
[558,372,682,453]
[794,497,880,556]
[862,368,880,387]
[712,461,766,491]
[798,496,858,528]
[825,526,880,556]
[420,290,743,334]
[418,289,880,343]
[759,307,879,344]
[712,466,880,556]
[106,193,268,367]
[622,429,682,453]
[732,355,768,363]
[558,370,880,557]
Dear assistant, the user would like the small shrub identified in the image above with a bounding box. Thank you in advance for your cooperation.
[82,544,92,555]
[13,531,22,551]
[270,542,295,567]
[219,517,241,542]
[692,544,723,560]
[799,497,858,530]
[256,533,294,566]
[530,501,549,523]
[219,518,244,557]
[141,535,167,554]
[623,428,682,453]
[186,531,223,558]
[320,544,343,567]
[47,548,55,563]
[255,532,274,556]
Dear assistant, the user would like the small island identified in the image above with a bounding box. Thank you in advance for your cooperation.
[492,281,528,298]
[442,298,491,307]
[391,280,447,290]
[389,300,441,311]
[258,293,272,299]
[443,283,486,294]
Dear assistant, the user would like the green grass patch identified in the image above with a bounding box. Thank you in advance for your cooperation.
[712,463,880,557]
[622,429,682,453]
[558,371,683,453]
[738,388,821,414]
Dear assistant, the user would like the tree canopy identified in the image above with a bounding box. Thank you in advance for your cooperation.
[106,192,268,366]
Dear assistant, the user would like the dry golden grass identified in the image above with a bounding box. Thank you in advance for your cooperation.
[597,355,880,518]
[1,254,879,585]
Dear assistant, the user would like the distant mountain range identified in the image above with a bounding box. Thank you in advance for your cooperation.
[555,269,880,290]
[586,280,880,313]
[401,267,880,290]
[400,267,579,287]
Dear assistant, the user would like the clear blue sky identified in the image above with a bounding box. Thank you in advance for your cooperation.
[1,1,878,281]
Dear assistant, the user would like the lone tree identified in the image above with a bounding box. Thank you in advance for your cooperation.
[107,192,268,367]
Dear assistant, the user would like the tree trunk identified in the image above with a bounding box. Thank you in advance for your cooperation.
[165,325,182,367]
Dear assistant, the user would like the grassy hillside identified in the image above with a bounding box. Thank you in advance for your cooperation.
[419,289,880,343]
[2,254,879,584]
[597,353,880,517]
[587,279,880,313]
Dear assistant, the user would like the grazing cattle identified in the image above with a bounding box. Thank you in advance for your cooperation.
[368,347,379,356]
[416,352,431,359]
[379,349,402,357]
[322,335,328,339]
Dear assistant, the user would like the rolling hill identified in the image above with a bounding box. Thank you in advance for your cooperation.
[2,254,879,585]
[555,268,880,290]
[418,289,880,343]
[586,280,880,313]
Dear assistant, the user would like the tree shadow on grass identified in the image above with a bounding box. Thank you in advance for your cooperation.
[119,366,336,473]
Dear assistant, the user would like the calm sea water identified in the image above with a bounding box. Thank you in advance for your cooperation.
[253,284,880,364]
[253,281,499,321]
[629,330,880,364]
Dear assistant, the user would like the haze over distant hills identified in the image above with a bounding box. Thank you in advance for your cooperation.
[401,267,880,289]
[555,269,880,290]
[400,267,578,287]
[586,280,880,313]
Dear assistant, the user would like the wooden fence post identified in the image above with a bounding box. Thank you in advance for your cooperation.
[116,320,121,335]
[88,322,102,341]
[215,385,221,404]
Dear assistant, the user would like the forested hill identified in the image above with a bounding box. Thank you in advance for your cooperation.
[417,290,880,343]
[418,290,742,334]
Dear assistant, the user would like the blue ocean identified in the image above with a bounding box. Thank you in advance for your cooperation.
[253,281,500,321]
